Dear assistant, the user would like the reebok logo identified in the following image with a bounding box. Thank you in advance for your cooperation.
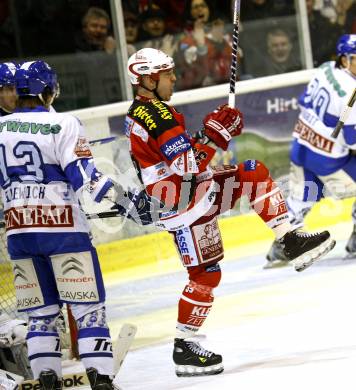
[21,374,86,390]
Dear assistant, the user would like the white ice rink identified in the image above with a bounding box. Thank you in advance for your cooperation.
[65,222,356,390]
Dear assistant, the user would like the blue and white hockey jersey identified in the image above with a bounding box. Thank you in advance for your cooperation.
[291,61,356,175]
[0,106,112,237]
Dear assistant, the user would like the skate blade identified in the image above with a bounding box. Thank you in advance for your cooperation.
[175,363,224,377]
[293,237,336,272]
[343,251,356,260]
[263,260,290,269]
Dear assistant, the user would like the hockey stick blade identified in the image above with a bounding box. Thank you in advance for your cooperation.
[113,323,137,375]
[331,87,356,138]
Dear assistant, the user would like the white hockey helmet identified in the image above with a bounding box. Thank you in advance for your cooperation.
[127,48,174,85]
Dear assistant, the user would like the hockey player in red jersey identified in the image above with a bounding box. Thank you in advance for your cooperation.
[125,48,336,377]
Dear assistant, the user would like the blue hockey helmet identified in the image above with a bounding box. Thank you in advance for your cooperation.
[0,62,17,88]
[15,61,58,96]
[336,34,356,56]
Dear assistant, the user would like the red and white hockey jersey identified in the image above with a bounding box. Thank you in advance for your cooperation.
[125,96,217,230]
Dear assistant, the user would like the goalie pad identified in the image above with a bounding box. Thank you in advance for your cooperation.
[0,369,24,390]
[0,344,32,380]
[0,312,27,347]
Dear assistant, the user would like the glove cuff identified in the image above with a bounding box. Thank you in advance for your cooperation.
[204,128,229,151]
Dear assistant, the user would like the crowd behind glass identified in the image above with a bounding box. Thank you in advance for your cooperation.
[0,0,354,110]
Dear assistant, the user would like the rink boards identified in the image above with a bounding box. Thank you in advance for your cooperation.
[96,198,354,277]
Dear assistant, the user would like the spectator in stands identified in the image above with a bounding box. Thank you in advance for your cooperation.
[263,28,301,75]
[264,28,301,76]
[306,0,341,66]
[314,0,355,33]
[139,5,166,41]
[175,0,212,90]
[205,17,233,85]
[245,27,300,77]
[334,0,355,33]
[176,0,247,89]
[138,5,179,60]
[124,10,140,57]
[316,0,353,25]
[75,6,116,54]
[149,0,189,34]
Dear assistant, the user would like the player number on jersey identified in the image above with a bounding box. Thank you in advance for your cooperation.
[0,141,44,188]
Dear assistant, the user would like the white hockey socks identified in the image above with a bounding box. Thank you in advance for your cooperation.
[27,312,62,379]
[71,304,114,377]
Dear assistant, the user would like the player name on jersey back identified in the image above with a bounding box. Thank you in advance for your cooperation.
[2,182,84,234]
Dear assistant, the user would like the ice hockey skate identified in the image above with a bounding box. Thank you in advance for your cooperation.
[279,229,335,272]
[173,338,223,377]
[345,225,356,259]
[86,368,117,390]
[264,239,290,269]
[38,370,62,390]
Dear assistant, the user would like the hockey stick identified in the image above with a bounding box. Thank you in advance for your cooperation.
[0,209,124,229]
[228,0,241,108]
[331,87,356,138]
[89,136,117,147]
[112,323,137,387]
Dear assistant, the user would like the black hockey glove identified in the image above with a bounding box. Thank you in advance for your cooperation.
[111,188,163,226]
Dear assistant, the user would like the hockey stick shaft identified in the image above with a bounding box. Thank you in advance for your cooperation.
[228,0,241,108]
[331,87,356,138]
[89,136,117,146]
[0,210,123,229]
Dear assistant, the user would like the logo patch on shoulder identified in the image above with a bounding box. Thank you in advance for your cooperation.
[161,135,191,160]
[74,137,92,158]
[244,159,257,171]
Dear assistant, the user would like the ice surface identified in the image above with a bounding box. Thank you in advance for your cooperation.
[65,226,356,390]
